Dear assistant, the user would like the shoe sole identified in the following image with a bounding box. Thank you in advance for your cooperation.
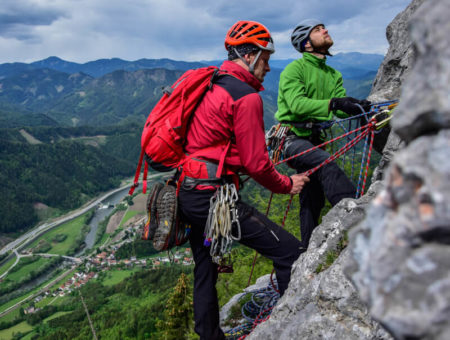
[153,184,177,251]
[142,182,164,240]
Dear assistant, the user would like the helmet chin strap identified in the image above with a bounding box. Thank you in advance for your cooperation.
[233,47,262,74]
[306,39,332,57]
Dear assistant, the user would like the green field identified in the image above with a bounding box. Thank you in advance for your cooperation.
[0,320,32,340]
[98,233,110,246]
[47,268,77,291]
[0,308,20,323]
[19,331,35,340]
[100,268,139,286]
[25,214,88,255]
[43,311,72,323]
[2,257,51,283]
[119,210,140,228]
[0,257,16,277]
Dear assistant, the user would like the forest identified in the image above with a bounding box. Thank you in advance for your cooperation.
[0,124,141,234]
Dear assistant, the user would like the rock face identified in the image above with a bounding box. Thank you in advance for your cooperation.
[346,0,450,339]
[247,0,450,339]
[369,0,425,103]
[392,0,450,143]
[248,189,393,340]
[368,0,425,171]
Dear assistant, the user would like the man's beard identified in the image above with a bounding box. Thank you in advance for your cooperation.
[314,39,333,53]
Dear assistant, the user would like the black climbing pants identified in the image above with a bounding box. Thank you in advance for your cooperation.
[284,136,356,249]
[178,186,303,340]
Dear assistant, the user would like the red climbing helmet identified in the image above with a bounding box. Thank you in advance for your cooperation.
[225,20,275,53]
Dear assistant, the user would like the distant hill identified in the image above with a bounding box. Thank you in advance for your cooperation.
[0,67,184,126]
[0,54,380,128]
[1,53,382,79]
[268,52,383,75]
[0,56,207,79]
[343,71,378,99]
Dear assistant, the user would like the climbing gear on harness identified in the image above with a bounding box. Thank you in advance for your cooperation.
[204,183,241,264]
[265,124,290,163]
[374,102,397,129]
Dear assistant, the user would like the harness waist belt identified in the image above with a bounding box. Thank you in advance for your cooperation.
[181,175,235,191]
[281,120,333,131]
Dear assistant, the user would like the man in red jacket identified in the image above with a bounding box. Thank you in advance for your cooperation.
[178,20,309,340]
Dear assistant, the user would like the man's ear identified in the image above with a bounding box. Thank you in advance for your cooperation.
[243,53,253,64]
[304,40,312,51]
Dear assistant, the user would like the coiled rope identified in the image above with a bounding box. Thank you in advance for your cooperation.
[224,279,280,339]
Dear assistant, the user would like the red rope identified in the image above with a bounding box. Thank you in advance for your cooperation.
[247,192,274,287]
[360,129,375,197]
[302,128,370,177]
[266,193,296,294]
[238,307,274,339]
[275,121,372,167]
[281,194,295,227]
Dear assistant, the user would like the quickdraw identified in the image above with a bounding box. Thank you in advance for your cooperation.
[265,124,290,163]
[204,183,241,264]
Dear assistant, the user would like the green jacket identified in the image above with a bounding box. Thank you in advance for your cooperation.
[275,52,348,137]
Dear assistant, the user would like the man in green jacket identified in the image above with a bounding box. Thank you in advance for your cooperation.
[276,19,370,250]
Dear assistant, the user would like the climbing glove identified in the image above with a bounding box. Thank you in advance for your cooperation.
[329,97,371,115]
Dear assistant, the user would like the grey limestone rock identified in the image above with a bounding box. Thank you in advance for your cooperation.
[369,0,425,103]
[368,0,425,172]
[248,187,393,340]
[346,0,450,339]
[347,130,450,339]
[392,0,450,143]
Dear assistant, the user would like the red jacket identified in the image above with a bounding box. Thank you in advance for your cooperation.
[184,60,292,194]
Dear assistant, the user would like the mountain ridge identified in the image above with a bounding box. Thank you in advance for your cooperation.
[1,53,383,79]
[0,53,381,128]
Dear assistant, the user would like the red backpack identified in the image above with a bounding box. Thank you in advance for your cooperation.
[129,66,222,195]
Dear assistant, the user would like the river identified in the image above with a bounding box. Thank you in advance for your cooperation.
[82,186,131,251]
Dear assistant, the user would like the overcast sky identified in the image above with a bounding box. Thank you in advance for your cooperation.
[1,0,412,64]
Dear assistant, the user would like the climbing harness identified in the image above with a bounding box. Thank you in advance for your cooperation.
[204,183,241,264]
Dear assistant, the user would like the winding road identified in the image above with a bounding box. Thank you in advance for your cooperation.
[0,184,132,256]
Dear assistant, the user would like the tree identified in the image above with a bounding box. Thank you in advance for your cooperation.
[158,273,194,340]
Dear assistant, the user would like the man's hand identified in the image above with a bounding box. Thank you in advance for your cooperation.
[289,174,310,194]
[330,97,371,115]
[359,99,372,111]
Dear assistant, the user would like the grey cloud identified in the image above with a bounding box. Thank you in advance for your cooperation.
[0,0,67,39]
[186,0,410,31]
[0,0,413,63]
